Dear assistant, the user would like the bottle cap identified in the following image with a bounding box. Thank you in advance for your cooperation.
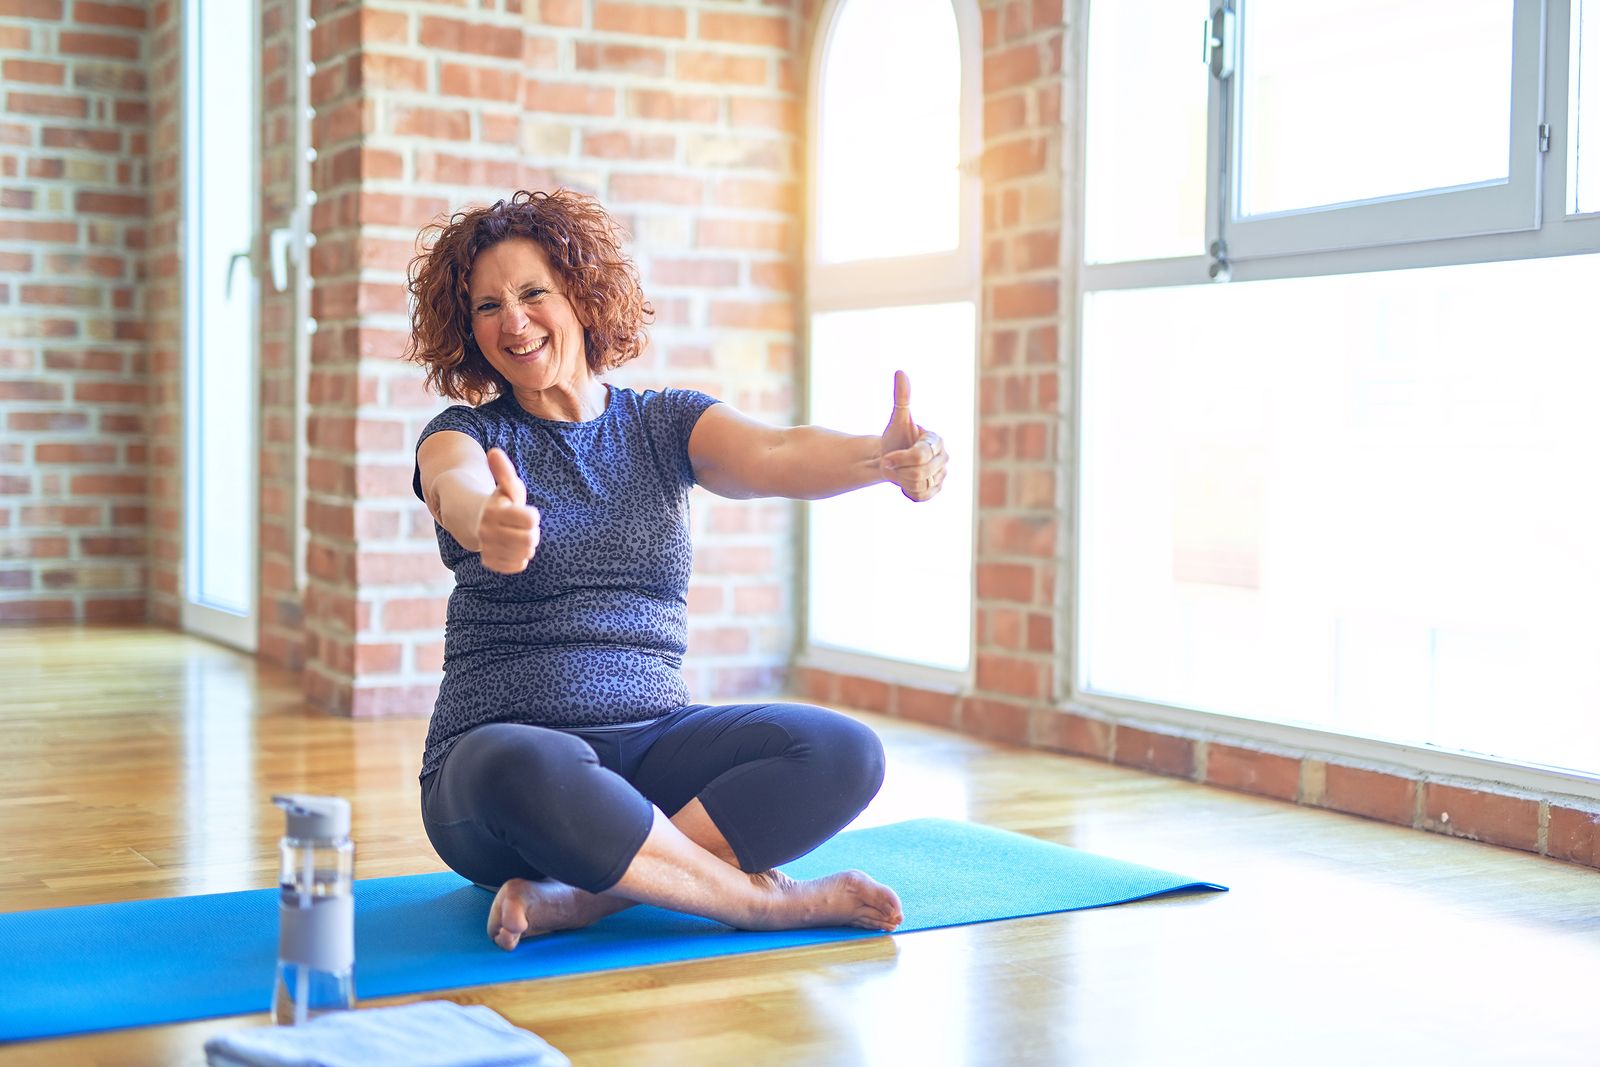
[273,794,351,841]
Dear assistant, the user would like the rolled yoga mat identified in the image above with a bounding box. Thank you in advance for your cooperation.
[0,817,1226,1042]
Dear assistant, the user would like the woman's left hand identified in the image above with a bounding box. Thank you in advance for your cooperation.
[878,370,947,503]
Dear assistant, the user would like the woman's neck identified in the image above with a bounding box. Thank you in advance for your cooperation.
[511,373,609,423]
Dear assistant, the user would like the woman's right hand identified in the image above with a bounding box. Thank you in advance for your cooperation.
[476,447,540,573]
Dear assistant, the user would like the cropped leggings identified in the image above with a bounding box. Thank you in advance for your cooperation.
[419,702,886,894]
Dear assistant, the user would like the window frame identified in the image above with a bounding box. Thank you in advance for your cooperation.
[1213,0,1548,262]
[1070,0,1600,799]
[798,0,984,685]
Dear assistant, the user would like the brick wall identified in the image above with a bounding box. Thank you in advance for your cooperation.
[0,0,149,623]
[299,0,804,716]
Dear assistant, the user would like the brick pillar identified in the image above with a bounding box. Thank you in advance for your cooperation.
[966,0,1066,743]
[146,0,183,627]
[0,0,152,623]
[257,0,308,668]
[300,0,805,718]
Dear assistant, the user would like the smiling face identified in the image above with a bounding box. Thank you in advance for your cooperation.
[467,237,592,402]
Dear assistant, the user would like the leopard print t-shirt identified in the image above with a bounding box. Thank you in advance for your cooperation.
[411,385,720,778]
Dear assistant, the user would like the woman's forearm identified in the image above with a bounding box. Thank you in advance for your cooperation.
[426,469,495,550]
[760,425,887,500]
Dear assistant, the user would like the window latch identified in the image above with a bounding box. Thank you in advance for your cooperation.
[1538,123,1551,153]
[1204,4,1235,80]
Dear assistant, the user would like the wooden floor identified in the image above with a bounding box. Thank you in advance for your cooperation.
[2,627,1597,1066]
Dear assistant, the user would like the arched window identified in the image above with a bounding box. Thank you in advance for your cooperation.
[804,0,980,673]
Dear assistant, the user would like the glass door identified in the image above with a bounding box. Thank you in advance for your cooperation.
[181,0,259,651]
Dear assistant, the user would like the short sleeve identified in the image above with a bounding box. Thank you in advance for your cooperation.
[412,405,486,501]
[637,388,719,490]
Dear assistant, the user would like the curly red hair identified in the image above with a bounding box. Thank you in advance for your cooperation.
[405,189,653,404]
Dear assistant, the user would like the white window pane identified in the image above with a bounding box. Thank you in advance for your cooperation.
[1240,0,1514,217]
[817,0,961,263]
[1575,0,1600,214]
[1083,0,1208,263]
[808,304,975,670]
[191,0,255,615]
[1082,255,1600,776]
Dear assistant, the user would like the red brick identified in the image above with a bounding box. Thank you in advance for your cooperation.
[75,191,145,216]
[0,599,74,622]
[1423,783,1540,852]
[57,31,139,59]
[594,2,686,38]
[35,443,116,463]
[524,80,616,116]
[1033,710,1111,759]
[838,673,891,714]
[2,59,64,85]
[414,152,521,188]
[986,44,1042,93]
[69,473,142,496]
[0,381,65,402]
[896,685,958,728]
[700,11,789,48]
[20,508,103,527]
[1114,726,1195,778]
[626,88,719,123]
[962,697,1031,746]
[993,279,1058,320]
[1323,765,1417,826]
[5,91,86,118]
[696,218,789,252]
[976,561,1033,602]
[976,651,1048,699]
[537,0,583,27]
[675,51,767,86]
[1205,744,1301,801]
[391,105,470,140]
[438,62,519,102]
[580,130,676,161]
[574,42,667,76]
[709,299,793,331]
[418,16,521,59]
[361,53,428,92]
[0,0,62,19]
[610,172,703,206]
[74,1,147,28]
[982,137,1046,183]
[1547,805,1600,868]
[652,257,739,288]
[380,597,448,632]
[9,410,88,431]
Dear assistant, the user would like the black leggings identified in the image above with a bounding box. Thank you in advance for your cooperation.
[419,702,886,894]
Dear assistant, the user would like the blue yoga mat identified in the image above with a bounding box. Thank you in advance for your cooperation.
[0,818,1224,1041]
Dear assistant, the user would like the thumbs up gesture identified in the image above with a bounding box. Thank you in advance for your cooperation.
[878,371,947,503]
[476,447,541,574]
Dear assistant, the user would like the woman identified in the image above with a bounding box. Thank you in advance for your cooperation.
[406,189,948,949]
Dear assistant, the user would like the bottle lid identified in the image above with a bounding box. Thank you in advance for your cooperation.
[273,794,351,841]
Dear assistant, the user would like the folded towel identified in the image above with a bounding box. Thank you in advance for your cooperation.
[203,1001,569,1067]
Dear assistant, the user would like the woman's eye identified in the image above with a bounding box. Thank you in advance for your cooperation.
[522,289,546,302]
[475,303,497,314]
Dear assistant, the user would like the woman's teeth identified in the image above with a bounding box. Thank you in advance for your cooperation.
[507,338,547,356]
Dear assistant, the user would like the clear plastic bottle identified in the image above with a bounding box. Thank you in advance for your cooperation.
[271,794,356,1025]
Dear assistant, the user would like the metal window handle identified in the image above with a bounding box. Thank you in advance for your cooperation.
[1205,5,1235,80]
[225,250,252,299]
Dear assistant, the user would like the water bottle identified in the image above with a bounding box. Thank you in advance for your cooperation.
[271,794,356,1025]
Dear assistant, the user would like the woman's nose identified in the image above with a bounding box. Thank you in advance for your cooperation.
[499,301,529,330]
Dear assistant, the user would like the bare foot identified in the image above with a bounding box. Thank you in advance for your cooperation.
[487,878,633,951]
[745,868,904,932]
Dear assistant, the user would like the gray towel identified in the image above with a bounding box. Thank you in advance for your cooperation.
[203,1001,569,1067]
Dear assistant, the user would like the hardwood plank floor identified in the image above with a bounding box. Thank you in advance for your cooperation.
[1,626,1596,1065]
